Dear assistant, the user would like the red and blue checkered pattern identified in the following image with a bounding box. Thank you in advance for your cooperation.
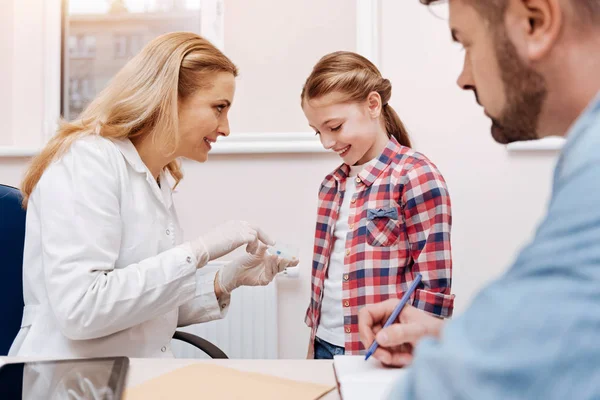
[305,137,455,355]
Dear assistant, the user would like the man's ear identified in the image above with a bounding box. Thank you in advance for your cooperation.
[507,0,562,61]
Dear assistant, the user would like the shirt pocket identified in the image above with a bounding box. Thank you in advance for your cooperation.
[366,207,401,247]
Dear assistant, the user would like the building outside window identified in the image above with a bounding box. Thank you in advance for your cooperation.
[63,0,222,120]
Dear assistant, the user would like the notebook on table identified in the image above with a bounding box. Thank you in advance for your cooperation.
[124,363,335,400]
[332,355,408,400]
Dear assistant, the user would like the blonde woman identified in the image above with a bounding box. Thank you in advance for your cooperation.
[9,32,298,358]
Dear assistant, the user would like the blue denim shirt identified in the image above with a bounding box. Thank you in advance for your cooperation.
[388,92,600,399]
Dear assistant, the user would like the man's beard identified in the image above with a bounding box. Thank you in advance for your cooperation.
[488,28,548,144]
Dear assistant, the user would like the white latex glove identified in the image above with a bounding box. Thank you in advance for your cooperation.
[188,221,275,267]
[217,242,300,294]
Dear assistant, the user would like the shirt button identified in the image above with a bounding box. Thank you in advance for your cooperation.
[345,327,351,334]
[221,303,227,309]
[349,224,354,230]
[161,346,167,352]
[186,256,193,264]
[343,274,349,281]
[355,177,361,184]
[344,301,350,307]
[345,249,350,256]
[351,197,357,204]
[166,229,171,235]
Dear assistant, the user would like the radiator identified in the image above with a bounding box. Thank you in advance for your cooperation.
[171,262,279,359]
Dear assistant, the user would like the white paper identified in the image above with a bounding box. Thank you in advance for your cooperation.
[333,355,407,400]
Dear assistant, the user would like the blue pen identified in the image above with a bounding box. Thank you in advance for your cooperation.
[364,273,422,361]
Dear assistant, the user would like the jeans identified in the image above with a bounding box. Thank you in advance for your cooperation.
[314,337,345,360]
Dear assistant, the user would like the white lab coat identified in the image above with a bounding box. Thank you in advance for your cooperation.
[9,135,229,358]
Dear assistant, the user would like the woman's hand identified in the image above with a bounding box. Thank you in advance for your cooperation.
[216,243,299,294]
[190,221,275,265]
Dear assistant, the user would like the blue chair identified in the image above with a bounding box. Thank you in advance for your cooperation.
[0,184,26,356]
[0,184,227,358]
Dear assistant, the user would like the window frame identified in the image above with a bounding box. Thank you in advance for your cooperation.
[0,0,381,156]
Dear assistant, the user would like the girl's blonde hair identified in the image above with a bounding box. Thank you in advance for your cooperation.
[301,51,411,148]
[21,32,238,208]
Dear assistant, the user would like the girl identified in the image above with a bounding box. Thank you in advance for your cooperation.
[301,51,454,358]
[10,32,297,358]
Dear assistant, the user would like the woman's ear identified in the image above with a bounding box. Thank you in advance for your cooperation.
[366,91,383,119]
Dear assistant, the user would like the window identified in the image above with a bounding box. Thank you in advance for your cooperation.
[2,0,375,154]
[114,34,146,59]
[68,76,95,117]
[129,34,145,56]
[68,35,96,59]
[62,0,222,120]
[114,35,128,59]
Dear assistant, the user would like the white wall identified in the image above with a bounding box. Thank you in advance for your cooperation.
[174,154,339,359]
[0,0,561,359]
[0,0,14,146]
[224,0,356,133]
[0,159,27,187]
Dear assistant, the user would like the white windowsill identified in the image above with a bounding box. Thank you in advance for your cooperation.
[0,147,41,157]
[506,136,565,152]
[3,134,566,157]
[0,132,327,158]
[210,132,326,154]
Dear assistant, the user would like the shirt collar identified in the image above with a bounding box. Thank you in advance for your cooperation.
[331,137,405,187]
[559,90,600,157]
[111,137,174,209]
[553,90,600,184]
[112,137,148,174]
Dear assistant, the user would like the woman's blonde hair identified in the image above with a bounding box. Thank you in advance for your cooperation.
[21,32,238,208]
[301,51,411,148]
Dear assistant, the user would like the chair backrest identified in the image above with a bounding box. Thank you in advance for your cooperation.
[0,184,26,355]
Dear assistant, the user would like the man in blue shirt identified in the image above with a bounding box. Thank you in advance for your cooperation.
[358,0,600,398]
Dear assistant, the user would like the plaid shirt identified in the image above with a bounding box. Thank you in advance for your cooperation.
[305,137,454,355]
